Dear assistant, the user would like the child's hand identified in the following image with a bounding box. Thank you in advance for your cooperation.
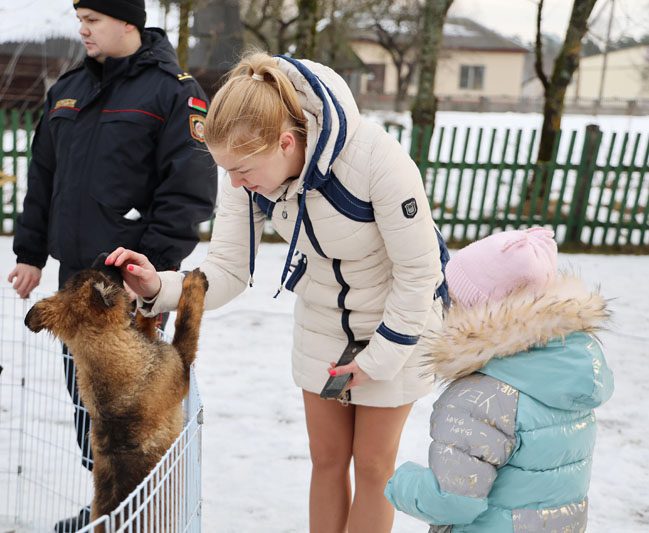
[328,359,371,388]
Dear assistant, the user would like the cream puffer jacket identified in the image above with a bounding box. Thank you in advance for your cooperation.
[140,57,446,407]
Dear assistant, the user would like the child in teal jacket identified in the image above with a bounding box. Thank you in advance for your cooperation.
[385,228,614,532]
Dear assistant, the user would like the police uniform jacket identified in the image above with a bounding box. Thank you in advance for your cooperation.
[14,28,217,284]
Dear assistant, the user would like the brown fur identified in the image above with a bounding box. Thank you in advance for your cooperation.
[422,274,610,381]
[25,268,208,528]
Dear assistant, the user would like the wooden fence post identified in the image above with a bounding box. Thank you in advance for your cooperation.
[565,124,601,245]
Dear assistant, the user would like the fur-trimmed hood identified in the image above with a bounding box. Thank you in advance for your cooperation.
[423,274,613,410]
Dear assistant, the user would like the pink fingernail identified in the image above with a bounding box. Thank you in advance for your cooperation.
[127,265,134,272]
[329,369,336,376]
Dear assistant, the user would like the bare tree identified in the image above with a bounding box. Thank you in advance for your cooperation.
[361,0,422,112]
[532,0,598,201]
[240,0,274,50]
[240,0,299,54]
[177,0,194,69]
[410,0,453,163]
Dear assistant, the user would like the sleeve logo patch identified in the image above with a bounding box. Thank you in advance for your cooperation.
[188,96,207,113]
[189,114,206,143]
[54,98,77,110]
[402,198,418,218]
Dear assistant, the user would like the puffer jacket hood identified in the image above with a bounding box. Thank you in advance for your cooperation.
[275,56,361,193]
[423,274,613,411]
[244,56,363,293]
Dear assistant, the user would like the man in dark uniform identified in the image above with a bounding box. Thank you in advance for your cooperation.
[7,1,218,529]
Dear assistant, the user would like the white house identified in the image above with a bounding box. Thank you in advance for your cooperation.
[350,17,528,101]
[567,45,649,103]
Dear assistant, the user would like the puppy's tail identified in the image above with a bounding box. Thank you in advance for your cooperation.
[172,269,208,370]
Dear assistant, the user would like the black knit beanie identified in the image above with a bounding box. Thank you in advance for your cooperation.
[73,0,147,31]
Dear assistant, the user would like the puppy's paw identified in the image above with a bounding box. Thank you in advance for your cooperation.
[182,269,209,294]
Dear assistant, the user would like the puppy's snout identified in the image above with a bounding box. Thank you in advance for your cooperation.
[25,305,44,332]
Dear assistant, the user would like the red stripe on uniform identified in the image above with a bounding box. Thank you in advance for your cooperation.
[102,109,165,122]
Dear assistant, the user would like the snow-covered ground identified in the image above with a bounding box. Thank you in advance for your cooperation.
[1,236,648,532]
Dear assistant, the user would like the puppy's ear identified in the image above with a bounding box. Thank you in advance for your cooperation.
[91,252,124,287]
[91,281,117,309]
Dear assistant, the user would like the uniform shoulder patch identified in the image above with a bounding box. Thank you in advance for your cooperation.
[157,61,195,83]
[402,198,418,218]
[189,114,206,143]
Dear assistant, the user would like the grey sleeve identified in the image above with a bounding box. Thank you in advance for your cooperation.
[428,373,519,498]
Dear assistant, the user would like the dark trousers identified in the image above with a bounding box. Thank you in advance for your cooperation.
[62,345,93,471]
[62,312,169,472]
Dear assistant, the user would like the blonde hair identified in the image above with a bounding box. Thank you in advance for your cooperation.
[204,51,307,158]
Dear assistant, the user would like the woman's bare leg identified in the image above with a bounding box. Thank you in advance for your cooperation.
[348,403,413,533]
[303,390,356,533]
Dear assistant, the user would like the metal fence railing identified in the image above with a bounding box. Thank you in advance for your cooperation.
[0,288,203,532]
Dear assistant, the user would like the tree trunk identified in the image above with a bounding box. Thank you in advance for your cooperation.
[410,0,453,164]
[177,0,194,70]
[531,0,597,204]
[394,62,407,112]
[394,63,416,112]
[192,0,244,79]
[295,0,318,59]
[327,0,339,65]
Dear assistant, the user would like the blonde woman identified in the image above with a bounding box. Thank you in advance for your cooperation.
[107,51,448,532]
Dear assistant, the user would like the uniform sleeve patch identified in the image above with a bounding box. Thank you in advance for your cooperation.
[189,114,206,143]
[188,96,207,113]
[177,72,194,81]
[402,198,418,218]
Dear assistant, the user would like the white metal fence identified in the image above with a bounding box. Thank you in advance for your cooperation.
[0,288,203,532]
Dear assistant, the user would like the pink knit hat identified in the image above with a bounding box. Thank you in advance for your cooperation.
[445,227,558,308]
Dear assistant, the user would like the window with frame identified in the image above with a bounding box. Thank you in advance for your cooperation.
[459,65,485,90]
[365,64,386,94]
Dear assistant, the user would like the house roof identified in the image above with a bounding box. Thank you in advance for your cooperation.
[443,17,527,52]
[582,43,649,58]
[351,16,528,54]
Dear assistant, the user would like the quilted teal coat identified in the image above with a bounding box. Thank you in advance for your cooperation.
[385,275,614,532]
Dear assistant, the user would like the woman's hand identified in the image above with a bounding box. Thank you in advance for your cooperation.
[328,360,371,389]
[104,247,161,299]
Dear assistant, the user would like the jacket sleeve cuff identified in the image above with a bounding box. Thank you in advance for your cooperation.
[355,328,418,380]
[386,462,488,525]
[16,256,47,269]
[136,270,184,317]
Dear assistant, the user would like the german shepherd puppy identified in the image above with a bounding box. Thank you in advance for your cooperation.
[24,258,208,528]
